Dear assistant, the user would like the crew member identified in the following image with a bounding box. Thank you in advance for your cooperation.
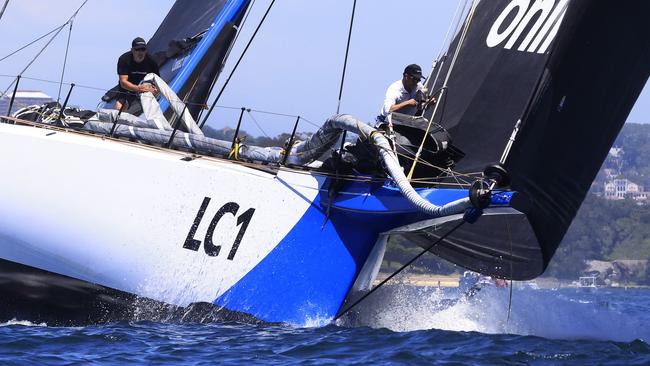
[376,63,435,127]
[115,37,160,111]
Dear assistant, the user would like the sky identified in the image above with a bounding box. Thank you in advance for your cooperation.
[0,0,647,136]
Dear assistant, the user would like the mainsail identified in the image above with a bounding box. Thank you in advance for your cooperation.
[410,0,650,280]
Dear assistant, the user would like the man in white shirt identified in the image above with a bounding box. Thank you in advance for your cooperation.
[376,64,433,127]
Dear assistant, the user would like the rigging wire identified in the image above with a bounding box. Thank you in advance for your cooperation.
[1,25,68,97]
[57,18,75,104]
[424,0,468,86]
[425,0,471,104]
[231,0,257,55]
[198,0,257,123]
[334,0,358,174]
[407,0,479,180]
[0,24,67,64]
[392,145,477,182]
[5,112,474,188]
[5,68,323,127]
[246,109,271,138]
[199,0,276,129]
[0,0,8,23]
[334,220,466,321]
[296,116,320,129]
[336,0,356,115]
[441,0,470,59]
[1,0,89,98]
[8,67,479,184]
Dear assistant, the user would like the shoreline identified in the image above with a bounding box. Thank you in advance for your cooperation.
[374,273,650,289]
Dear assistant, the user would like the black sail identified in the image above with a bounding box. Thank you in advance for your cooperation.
[410,0,650,279]
[425,0,559,174]
[105,0,250,119]
[505,0,650,277]
[147,0,230,60]
[148,0,250,119]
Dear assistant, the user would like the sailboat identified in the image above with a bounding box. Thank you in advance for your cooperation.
[0,0,648,326]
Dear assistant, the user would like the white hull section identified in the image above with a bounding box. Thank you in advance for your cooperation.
[0,123,323,307]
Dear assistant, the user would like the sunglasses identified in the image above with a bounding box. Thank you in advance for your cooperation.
[133,47,147,52]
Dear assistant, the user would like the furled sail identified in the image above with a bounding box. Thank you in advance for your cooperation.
[408,0,650,279]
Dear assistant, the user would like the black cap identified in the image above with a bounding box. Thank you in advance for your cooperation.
[131,37,147,49]
[404,64,424,79]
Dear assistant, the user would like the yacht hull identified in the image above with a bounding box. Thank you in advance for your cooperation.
[0,123,422,324]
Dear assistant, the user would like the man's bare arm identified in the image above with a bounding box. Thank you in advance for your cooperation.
[389,98,418,113]
[118,75,157,93]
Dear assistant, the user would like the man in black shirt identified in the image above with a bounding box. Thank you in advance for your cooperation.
[115,37,160,111]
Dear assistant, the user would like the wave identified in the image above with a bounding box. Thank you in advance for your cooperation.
[344,284,650,342]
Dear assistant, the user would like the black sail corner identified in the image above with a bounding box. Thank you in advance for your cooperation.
[416,0,650,280]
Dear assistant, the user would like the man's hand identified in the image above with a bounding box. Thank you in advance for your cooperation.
[423,95,437,108]
[138,83,158,94]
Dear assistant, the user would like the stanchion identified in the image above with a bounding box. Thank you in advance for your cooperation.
[230,107,247,153]
[6,75,21,118]
[282,116,300,166]
[57,83,75,124]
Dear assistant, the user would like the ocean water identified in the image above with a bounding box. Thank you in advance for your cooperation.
[1,286,649,365]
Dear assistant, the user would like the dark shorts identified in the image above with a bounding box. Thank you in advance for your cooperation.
[116,90,138,107]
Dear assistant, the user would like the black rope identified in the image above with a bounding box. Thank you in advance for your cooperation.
[334,219,466,321]
[57,19,75,103]
[0,0,9,23]
[199,0,276,129]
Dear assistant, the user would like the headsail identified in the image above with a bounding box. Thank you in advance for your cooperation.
[105,0,250,119]
[410,0,650,280]
[424,0,565,174]
[149,0,251,119]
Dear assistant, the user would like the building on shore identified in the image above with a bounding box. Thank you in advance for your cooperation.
[602,178,648,202]
[0,90,53,116]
